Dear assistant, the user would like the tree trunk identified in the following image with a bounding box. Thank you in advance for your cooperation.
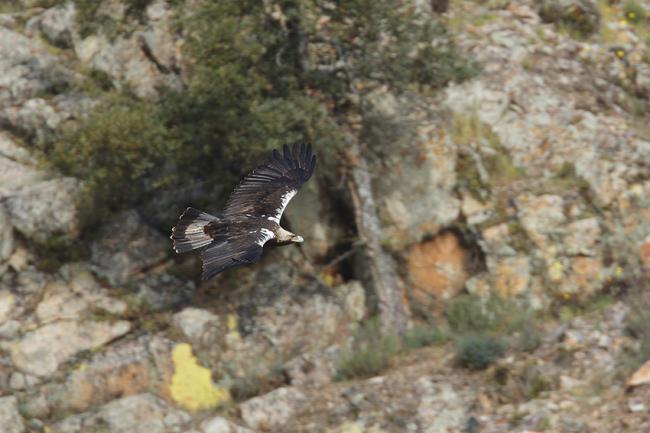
[344,138,409,334]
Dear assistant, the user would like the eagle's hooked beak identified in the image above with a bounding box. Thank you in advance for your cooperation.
[292,235,304,243]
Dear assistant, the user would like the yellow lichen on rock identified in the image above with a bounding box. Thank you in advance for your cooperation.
[169,343,229,412]
[226,314,241,343]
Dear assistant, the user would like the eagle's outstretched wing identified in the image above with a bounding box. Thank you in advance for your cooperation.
[200,229,273,280]
[223,143,317,222]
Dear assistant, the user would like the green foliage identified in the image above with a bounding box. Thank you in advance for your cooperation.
[446,294,498,334]
[452,113,522,198]
[623,0,647,24]
[335,318,401,380]
[46,95,179,227]
[335,318,448,380]
[403,322,448,349]
[455,333,506,370]
[73,0,155,36]
[537,0,601,38]
[445,294,541,368]
[316,0,477,93]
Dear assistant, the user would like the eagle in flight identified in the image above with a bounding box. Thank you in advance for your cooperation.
[171,143,317,279]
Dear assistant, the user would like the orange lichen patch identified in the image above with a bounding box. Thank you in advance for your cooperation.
[407,231,471,311]
[67,355,172,412]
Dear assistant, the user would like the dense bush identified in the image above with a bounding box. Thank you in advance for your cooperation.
[445,294,541,369]
[455,333,506,370]
[49,96,179,227]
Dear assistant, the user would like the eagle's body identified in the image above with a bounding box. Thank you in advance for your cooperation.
[170,143,316,279]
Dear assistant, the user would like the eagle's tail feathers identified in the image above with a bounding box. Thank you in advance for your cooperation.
[170,207,218,253]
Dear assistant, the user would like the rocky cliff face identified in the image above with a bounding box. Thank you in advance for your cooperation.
[0,0,649,432]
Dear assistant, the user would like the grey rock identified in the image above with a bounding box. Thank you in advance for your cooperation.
[0,131,35,165]
[240,387,307,431]
[201,416,254,433]
[0,27,70,104]
[0,205,14,262]
[333,280,366,322]
[204,264,359,388]
[285,348,339,387]
[35,273,126,324]
[284,177,346,260]
[416,378,466,433]
[140,0,180,72]
[0,289,15,325]
[26,2,77,48]
[515,194,565,250]
[53,393,191,433]
[0,396,25,433]
[364,88,459,247]
[131,273,194,311]
[91,210,169,286]
[35,281,89,323]
[4,177,82,243]
[1,93,96,141]
[0,152,45,201]
[45,336,174,414]
[173,307,221,344]
[11,319,131,377]
[562,217,600,256]
[75,31,181,100]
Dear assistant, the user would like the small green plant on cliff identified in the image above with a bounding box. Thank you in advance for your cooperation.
[623,0,647,24]
[335,318,401,380]
[335,318,447,380]
[445,294,541,369]
[456,333,506,370]
[47,95,179,228]
[536,0,601,38]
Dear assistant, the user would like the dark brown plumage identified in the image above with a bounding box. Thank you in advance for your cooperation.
[170,143,316,279]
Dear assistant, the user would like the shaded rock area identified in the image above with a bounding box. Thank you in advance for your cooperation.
[0,0,648,432]
[90,210,170,285]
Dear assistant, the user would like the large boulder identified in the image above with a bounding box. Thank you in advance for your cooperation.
[364,88,459,248]
[0,27,70,104]
[284,176,348,260]
[0,396,25,433]
[10,319,131,377]
[77,34,169,100]
[26,2,77,48]
[53,393,190,433]
[240,387,307,431]
[4,177,82,243]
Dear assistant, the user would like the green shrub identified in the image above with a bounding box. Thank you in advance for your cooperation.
[335,319,401,380]
[46,95,179,228]
[536,0,601,38]
[456,333,506,370]
[445,294,499,333]
[311,0,478,94]
[623,0,647,24]
[403,323,448,349]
